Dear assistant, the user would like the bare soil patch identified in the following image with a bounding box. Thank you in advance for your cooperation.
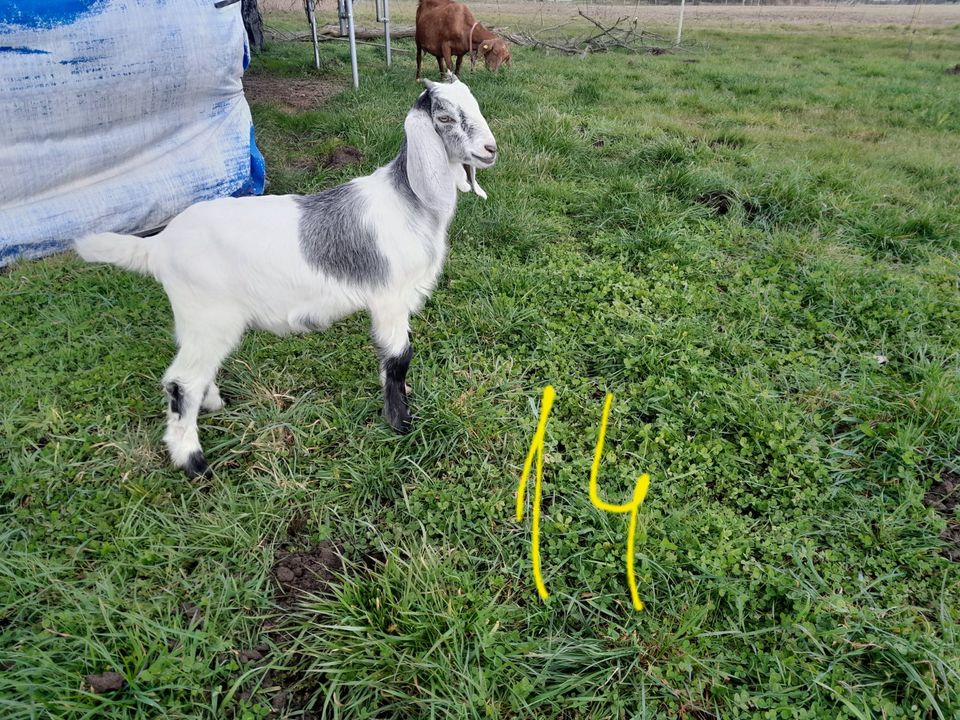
[243,535,354,718]
[243,73,343,112]
[271,540,344,606]
[324,145,365,169]
[86,671,125,694]
[924,470,959,562]
[696,190,735,216]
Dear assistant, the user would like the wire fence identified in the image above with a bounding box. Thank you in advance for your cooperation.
[258,0,956,38]
[253,0,958,82]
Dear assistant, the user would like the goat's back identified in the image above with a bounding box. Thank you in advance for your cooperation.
[415,1,478,51]
[150,195,306,293]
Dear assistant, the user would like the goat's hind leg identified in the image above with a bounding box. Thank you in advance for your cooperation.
[164,376,209,478]
[162,318,242,477]
[370,304,413,433]
[201,381,224,413]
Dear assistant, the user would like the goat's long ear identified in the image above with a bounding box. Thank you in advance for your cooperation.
[404,110,453,210]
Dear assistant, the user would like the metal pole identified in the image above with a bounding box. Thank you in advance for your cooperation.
[306,0,320,70]
[676,0,685,46]
[337,0,347,37]
[383,0,392,66]
[345,0,359,88]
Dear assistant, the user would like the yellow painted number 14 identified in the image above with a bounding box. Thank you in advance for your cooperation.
[516,385,651,611]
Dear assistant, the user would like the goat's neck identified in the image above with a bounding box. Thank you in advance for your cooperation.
[470,24,496,42]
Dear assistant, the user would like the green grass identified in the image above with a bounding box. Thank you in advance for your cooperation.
[3,20,960,720]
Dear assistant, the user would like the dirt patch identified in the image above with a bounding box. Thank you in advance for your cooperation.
[237,644,270,664]
[925,471,959,515]
[939,524,960,562]
[271,540,344,606]
[243,74,343,112]
[946,64,960,76]
[86,671,125,694]
[228,529,383,715]
[696,190,735,216]
[923,470,960,562]
[248,538,349,716]
[324,145,365,169]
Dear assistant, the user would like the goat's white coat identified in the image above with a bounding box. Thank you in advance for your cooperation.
[76,76,496,474]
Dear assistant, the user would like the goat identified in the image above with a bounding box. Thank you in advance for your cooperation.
[415,0,512,80]
[75,75,497,479]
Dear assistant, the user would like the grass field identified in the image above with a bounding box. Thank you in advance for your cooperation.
[2,15,960,720]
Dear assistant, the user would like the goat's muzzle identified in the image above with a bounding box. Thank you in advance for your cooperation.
[471,152,496,168]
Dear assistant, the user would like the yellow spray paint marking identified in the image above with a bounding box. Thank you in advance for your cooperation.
[516,387,650,611]
[589,393,650,611]
[515,385,555,600]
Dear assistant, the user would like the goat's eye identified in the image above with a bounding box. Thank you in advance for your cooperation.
[436,115,455,124]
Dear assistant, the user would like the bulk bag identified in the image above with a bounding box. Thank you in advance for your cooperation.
[0,0,265,266]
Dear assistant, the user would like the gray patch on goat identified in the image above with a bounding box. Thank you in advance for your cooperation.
[390,139,419,208]
[296,185,388,287]
[433,105,466,147]
[414,88,432,114]
[458,109,476,139]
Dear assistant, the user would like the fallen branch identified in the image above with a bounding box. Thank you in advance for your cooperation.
[499,9,678,56]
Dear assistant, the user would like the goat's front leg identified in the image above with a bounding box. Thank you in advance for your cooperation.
[454,54,464,75]
[370,304,413,433]
[415,43,423,79]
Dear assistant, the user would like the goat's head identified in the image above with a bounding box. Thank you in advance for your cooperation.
[479,38,511,71]
[403,75,496,209]
[417,74,497,169]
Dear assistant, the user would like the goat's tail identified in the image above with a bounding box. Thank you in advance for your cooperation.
[75,232,154,276]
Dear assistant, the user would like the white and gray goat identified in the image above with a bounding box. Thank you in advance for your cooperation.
[76,75,497,478]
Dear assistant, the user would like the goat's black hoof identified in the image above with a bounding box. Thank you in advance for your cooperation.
[184,450,213,480]
[384,404,413,434]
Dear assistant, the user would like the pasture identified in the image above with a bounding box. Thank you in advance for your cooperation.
[2,9,959,719]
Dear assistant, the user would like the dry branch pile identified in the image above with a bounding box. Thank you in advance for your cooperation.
[499,10,677,56]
